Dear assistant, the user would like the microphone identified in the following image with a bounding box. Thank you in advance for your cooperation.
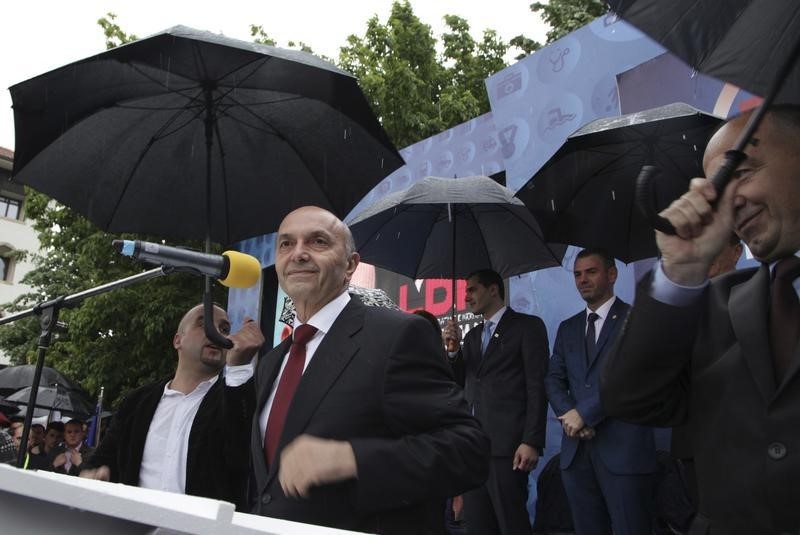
[113,240,261,288]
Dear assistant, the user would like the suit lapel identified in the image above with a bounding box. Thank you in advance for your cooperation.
[589,299,627,367]
[264,299,364,487]
[729,265,776,403]
[479,309,511,370]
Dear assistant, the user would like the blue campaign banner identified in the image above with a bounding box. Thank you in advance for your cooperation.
[486,14,665,192]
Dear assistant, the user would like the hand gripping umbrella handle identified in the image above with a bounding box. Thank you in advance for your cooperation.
[635,150,746,236]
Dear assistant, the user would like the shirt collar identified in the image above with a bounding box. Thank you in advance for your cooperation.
[292,291,351,336]
[163,374,218,398]
[586,296,616,320]
[485,306,507,326]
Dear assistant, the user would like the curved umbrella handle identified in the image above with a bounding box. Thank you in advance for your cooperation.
[635,166,677,235]
[203,279,234,350]
[635,150,746,236]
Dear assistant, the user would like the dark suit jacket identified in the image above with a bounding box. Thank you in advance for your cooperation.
[602,266,800,534]
[545,298,655,473]
[451,307,549,456]
[250,297,489,534]
[49,444,95,476]
[86,374,255,510]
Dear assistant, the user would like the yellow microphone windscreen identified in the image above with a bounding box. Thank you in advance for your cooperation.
[220,251,261,288]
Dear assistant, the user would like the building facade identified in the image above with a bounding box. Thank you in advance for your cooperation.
[0,147,40,365]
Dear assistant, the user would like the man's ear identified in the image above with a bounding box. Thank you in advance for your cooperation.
[345,252,360,280]
[173,332,182,351]
[608,265,618,284]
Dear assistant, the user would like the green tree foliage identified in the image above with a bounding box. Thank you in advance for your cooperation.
[97,13,138,49]
[338,1,509,148]
[530,0,607,44]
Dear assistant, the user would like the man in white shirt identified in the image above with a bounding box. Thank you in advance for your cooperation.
[81,303,264,510]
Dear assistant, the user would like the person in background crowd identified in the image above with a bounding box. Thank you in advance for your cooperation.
[49,418,93,476]
[546,248,656,535]
[443,268,549,535]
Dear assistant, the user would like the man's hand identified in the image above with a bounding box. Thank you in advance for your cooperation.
[578,426,596,440]
[558,409,585,437]
[657,177,738,286]
[71,449,83,468]
[442,319,462,352]
[512,443,539,472]
[278,435,358,498]
[52,452,66,468]
[227,316,265,366]
[80,465,111,481]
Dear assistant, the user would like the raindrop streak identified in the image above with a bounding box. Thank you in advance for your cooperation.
[611,190,616,201]
[550,199,556,211]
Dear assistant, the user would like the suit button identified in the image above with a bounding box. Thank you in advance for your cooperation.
[768,442,787,460]
[261,493,272,505]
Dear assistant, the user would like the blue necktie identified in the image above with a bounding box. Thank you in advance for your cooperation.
[481,320,494,356]
[585,312,599,364]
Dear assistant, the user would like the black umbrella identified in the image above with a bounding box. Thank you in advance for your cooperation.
[516,103,722,262]
[10,25,403,245]
[6,386,94,419]
[607,0,800,105]
[0,365,82,397]
[607,0,800,231]
[348,176,566,309]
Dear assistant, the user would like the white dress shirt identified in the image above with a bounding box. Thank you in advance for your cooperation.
[138,361,254,493]
[584,296,617,341]
[258,291,351,442]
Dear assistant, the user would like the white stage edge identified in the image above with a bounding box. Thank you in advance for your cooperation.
[0,464,365,534]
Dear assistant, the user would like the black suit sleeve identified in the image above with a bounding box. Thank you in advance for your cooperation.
[349,316,489,513]
[521,315,550,449]
[601,277,697,427]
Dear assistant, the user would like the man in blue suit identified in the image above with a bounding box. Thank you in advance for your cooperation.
[545,248,656,535]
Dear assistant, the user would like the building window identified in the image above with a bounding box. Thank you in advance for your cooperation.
[0,255,11,282]
[0,195,21,220]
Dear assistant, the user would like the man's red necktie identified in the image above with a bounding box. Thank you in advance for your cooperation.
[264,324,318,467]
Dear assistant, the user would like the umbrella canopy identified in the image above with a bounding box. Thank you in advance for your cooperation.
[348,175,566,280]
[10,25,403,244]
[516,103,722,262]
[608,0,800,105]
[6,386,94,419]
[0,365,83,397]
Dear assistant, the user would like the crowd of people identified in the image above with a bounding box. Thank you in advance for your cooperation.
[1,105,799,535]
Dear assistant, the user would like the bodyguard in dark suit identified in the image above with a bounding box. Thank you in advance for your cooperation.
[251,206,489,534]
[545,248,655,535]
[443,269,549,535]
[602,106,800,534]
[81,303,264,511]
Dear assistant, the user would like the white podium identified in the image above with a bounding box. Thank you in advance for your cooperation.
[0,464,364,534]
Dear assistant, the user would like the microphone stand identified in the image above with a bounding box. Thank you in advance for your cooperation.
[0,267,169,468]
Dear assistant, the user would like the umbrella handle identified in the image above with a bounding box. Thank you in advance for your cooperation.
[635,166,677,235]
[635,150,745,236]
[203,278,234,349]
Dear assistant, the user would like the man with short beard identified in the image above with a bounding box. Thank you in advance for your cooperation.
[81,303,264,510]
